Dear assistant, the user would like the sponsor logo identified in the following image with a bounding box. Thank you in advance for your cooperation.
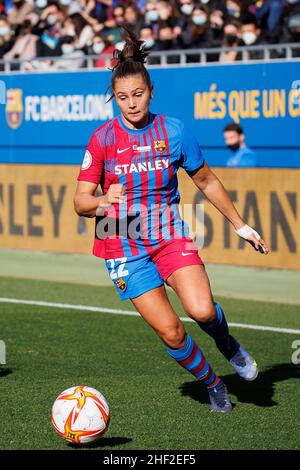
[115,278,127,291]
[154,140,166,153]
[81,150,92,170]
[133,144,151,153]
[6,88,23,129]
[117,147,131,154]
[114,158,169,175]
[181,252,194,256]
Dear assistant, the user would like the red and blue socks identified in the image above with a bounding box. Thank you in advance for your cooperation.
[198,302,240,360]
[166,334,220,389]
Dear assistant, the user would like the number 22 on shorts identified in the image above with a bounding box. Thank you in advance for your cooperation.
[106,258,129,280]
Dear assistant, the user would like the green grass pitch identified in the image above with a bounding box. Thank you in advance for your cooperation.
[0,276,299,450]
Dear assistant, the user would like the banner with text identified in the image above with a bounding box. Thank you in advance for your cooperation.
[0,165,298,269]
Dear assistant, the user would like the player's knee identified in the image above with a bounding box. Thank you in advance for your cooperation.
[161,322,186,349]
[188,303,216,324]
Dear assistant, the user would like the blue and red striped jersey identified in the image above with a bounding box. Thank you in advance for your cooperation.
[77,113,204,259]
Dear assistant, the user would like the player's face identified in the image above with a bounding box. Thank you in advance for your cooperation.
[114,74,153,129]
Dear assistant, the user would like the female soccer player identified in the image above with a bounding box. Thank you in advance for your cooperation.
[74,30,270,413]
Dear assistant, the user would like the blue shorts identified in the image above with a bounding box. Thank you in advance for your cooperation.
[105,254,164,301]
[105,239,203,301]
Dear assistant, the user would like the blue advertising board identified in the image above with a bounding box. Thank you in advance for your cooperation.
[0,61,299,167]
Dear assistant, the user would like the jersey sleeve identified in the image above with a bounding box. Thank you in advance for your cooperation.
[180,124,205,172]
[77,131,104,184]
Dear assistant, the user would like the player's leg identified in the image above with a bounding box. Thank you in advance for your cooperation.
[166,264,258,381]
[130,285,232,413]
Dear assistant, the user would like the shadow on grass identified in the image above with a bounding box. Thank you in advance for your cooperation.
[179,363,300,407]
[67,437,132,449]
[0,367,13,377]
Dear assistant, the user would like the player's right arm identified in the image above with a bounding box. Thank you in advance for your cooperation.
[74,181,124,218]
[73,130,124,218]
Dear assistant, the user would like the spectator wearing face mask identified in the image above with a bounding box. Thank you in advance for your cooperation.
[241,14,266,59]
[33,3,65,57]
[224,122,258,167]
[177,0,195,30]
[54,34,85,69]
[139,25,156,51]
[0,15,15,64]
[144,1,159,30]
[90,33,115,68]
[139,25,160,64]
[179,4,214,51]
[219,19,242,62]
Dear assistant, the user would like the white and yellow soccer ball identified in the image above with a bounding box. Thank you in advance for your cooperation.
[51,385,110,445]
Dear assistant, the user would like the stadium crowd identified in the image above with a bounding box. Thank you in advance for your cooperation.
[0,0,299,69]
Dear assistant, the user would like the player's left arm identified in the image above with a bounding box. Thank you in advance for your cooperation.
[189,162,270,254]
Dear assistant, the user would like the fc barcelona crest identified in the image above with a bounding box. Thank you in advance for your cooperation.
[116,278,127,291]
[154,140,166,153]
[6,89,23,130]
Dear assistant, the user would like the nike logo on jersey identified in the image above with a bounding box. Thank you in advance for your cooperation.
[117,147,131,154]
[181,252,194,256]
[114,158,169,175]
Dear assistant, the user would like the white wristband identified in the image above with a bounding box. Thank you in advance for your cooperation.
[235,224,261,241]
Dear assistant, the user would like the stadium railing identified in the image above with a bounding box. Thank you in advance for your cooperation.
[0,42,300,72]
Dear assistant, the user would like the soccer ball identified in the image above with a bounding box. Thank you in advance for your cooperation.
[51,385,110,445]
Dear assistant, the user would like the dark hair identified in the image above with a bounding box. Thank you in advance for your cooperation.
[110,27,152,93]
[224,19,241,29]
[223,122,244,134]
[241,14,258,28]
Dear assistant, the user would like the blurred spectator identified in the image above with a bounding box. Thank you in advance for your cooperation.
[89,32,116,68]
[209,8,225,46]
[53,34,85,69]
[112,4,125,26]
[225,0,243,19]
[156,0,178,28]
[145,1,159,28]
[4,19,38,63]
[0,0,298,68]
[255,0,285,42]
[0,15,15,61]
[283,7,300,56]
[241,14,266,59]
[68,12,94,50]
[33,3,65,58]
[140,24,156,51]
[223,122,258,167]
[153,24,180,63]
[177,0,195,32]
[8,0,35,29]
[124,3,144,36]
[180,4,214,55]
[219,19,242,62]
[85,0,112,24]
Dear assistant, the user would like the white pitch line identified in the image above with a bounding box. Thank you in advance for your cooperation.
[0,297,299,335]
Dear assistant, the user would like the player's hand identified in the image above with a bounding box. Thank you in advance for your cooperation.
[103,184,125,206]
[235,224,270,255]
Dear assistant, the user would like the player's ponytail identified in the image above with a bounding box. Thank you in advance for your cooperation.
[111,26,152,92]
